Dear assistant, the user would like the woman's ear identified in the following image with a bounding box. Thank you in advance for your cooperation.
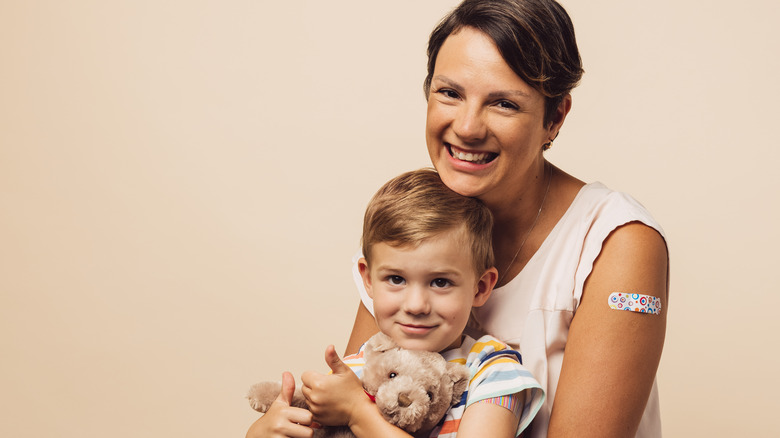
[547,93,572,140]
[473,267,498,307]
[358,257,374,298]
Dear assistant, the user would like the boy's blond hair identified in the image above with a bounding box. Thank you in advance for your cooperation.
[361,168,494,274]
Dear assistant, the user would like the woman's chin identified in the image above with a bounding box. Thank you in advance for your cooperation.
[438,171,490,198]
[434,164,489,196]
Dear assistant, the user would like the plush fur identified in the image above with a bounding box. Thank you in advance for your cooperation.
[247,332,469,437]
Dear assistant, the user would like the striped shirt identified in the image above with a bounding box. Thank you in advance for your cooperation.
[343,334,545,437]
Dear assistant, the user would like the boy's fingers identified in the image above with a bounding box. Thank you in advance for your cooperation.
[276,371,295,405]
[324,345,350,374]
[286,407,313,426]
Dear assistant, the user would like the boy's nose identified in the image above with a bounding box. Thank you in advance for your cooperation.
[402,286,431,315]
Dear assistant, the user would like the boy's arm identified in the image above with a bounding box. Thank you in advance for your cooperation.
[456,401,522,438]
[453,340,541,438]
[245,372,315,438]
[346,401,414,438]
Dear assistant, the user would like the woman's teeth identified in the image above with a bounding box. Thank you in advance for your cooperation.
[450,148,493,164]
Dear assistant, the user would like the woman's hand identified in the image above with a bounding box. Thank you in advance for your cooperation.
[300,345,368,428]
[245,372,314,438]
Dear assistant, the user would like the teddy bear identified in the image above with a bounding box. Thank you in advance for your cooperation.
[247,332,469,437]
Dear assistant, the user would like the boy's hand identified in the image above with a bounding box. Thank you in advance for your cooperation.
[245,372,314,438]
[301,345,369,428]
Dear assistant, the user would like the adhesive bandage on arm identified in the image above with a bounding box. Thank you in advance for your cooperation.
[608,292,662,315]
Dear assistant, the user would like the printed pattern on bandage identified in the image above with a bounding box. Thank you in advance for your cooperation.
[608,292,662,314]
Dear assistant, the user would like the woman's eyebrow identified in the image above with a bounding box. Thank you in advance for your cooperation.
[432,75,464,93]
[487,89,530,99]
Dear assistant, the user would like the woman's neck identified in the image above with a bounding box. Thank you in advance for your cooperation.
[486,160,552,285]
[488,163,585,287]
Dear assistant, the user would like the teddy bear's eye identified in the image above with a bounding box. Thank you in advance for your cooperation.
[388,372,397,379]
[426,391,433,400]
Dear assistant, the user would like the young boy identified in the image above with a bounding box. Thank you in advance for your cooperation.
[249,169,543,438]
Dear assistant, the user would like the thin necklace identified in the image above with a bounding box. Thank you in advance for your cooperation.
[499,162,552,285]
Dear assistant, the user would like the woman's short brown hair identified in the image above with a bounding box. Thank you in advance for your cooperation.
[361,168,494,274]
[423,0,584,127]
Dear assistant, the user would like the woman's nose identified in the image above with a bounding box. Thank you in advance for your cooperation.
[402,286,431,315]
[453,103,487,142]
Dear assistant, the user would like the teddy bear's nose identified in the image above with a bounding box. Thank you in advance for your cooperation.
[398,393,412,408]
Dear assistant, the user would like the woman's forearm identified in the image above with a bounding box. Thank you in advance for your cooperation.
[345,301,379,355]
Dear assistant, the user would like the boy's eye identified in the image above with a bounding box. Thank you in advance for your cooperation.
[431,278,451,288]
[388,275,405,285]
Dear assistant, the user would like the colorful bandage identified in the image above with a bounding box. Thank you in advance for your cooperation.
[608,292,662,315]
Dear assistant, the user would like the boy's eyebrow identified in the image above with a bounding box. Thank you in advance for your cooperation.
[371,264,402,274]
[428,268,463,278]
[372,265,464,278]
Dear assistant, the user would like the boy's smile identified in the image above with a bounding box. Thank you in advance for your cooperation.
[359,226,497,352]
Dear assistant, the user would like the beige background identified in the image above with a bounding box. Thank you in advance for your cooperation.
[1,0,778,436]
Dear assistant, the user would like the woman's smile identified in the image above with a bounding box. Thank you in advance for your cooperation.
[446,144,498,165]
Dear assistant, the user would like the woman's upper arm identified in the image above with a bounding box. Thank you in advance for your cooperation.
[548,222,668,438]
[345,301,379,355]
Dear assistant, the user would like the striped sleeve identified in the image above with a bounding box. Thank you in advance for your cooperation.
[464,336,545,436]
[341,345,366,379]
[479,392,525,419]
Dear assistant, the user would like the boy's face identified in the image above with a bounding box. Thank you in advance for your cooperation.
[359,226,497,352]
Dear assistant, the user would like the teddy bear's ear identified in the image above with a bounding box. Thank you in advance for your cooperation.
[446,362,470,405]
[366,331,398,353]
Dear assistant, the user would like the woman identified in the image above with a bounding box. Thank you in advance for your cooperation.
[249,0,667,437]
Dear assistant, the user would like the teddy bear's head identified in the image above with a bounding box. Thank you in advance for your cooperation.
[361,332,469,433]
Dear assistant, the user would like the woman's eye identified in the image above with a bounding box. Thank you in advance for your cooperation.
[388,276,405,285]
[436,88,459,99]
[431,278,451,288]
[497,100,519,110]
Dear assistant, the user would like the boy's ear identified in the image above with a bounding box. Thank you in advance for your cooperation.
[358,257,374,298]
[472,267,498,307]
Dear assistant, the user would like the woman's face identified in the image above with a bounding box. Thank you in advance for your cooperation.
[426,27,554,204]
